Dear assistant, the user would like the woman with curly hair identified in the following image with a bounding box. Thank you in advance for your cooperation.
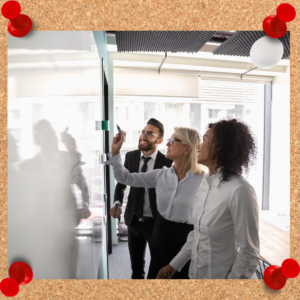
[157,119,260,279]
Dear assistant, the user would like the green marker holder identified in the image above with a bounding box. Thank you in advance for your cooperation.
[101,120,109,131]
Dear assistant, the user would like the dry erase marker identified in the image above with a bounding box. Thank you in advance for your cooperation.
[116,124,123,136]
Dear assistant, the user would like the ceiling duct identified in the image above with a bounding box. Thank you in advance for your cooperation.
[115,31,216,53]
[213,31,290,59]
[215,31,236,37]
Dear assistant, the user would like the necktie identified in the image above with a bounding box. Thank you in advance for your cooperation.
[136,156,151,219]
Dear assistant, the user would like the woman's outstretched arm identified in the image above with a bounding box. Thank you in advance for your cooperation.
[106,152,163,188]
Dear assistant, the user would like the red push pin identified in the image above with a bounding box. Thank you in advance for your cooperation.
[0,262,33,297]
[9,262,33,285]
[277,3,296,22]
[263,15,287,39]
[264,258,300,290]
[0,278,19,297]
[263,3,296,39]
[1,0,32,37]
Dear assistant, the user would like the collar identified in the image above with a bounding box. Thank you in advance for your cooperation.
[140,149,158,162]
[204,167,223,187]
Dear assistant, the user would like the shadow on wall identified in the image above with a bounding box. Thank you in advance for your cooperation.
[8,120,90,279]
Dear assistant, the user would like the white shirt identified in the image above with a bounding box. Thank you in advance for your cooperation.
[114,150,158,217]
[106,153,204,224]
[139,150,158,217]
[170,168,260,279]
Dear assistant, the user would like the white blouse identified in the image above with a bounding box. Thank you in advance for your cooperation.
[170,168,260,279]
[105,153,204,224]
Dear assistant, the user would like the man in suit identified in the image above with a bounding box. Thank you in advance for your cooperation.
[110,118,172,279]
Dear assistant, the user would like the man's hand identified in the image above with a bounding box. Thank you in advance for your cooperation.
[111,131,126,157]
[110,205,122,219]
[156,264,177,279]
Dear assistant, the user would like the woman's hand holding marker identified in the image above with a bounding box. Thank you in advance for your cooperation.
[112,131,126,157]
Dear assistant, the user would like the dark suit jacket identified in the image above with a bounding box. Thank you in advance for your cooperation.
[113,149,173,226]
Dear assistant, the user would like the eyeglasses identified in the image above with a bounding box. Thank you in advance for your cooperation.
[167,137,188,146]
[138,130,161,138]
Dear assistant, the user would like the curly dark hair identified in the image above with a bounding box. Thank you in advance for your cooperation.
[208,119,257,183]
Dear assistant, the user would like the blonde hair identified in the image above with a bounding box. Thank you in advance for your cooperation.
[174,127,206,176]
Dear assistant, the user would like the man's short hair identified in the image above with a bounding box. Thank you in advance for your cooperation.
[147,118,164,138]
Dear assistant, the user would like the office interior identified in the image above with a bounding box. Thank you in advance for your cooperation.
[7,31,290,279]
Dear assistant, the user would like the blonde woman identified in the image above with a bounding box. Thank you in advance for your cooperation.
[106,127,206,279]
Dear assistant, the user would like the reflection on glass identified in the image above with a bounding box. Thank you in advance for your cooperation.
[8,32,108,279]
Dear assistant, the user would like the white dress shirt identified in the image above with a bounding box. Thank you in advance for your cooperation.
[115,150,158,217]
[113,150,157,217]
[170,168,260,279]
[106,153,204,224]
[139,150,158,217]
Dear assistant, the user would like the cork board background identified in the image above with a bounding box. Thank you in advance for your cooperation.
[0,0,299,299]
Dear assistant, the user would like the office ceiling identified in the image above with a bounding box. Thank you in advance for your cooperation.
[110,31,290,59]
[213,31,290,59]
[115,31,216,53]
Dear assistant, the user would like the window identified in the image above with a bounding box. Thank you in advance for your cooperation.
[126,107,129,120]
[113,68,267,210]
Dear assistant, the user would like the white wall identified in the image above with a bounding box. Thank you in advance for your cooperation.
[269,65,290,214]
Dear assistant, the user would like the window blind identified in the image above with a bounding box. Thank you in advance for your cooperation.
[196,78,263,104]
[200,71,273,83]
[114,67,265,105]
[114,68,199,98]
